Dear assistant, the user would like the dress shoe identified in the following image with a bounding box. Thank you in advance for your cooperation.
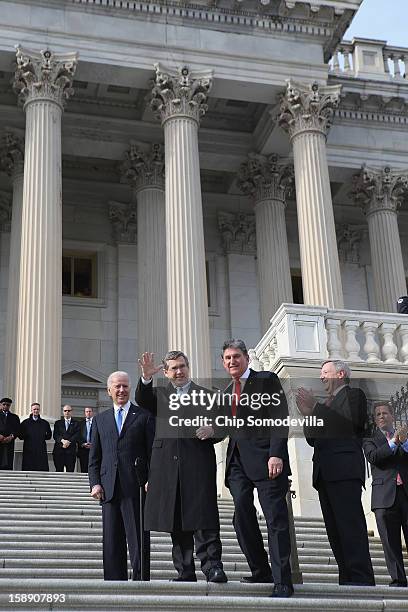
[170,575,197,582]
[207,567,228,583]
[270,583,294,598]
[240,575,273,584]
[389,580,407,587]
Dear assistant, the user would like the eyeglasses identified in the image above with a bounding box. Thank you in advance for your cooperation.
[63,410,72,413]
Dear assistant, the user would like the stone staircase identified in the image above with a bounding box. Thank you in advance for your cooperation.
[0,472,407,611]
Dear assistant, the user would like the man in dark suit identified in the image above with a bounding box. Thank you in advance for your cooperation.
[296,359,375,586]
[52,405,80,472]
[221,339,293,598]
[19,403,52,471]
[136,350,227,583]
[77,407,94,473]
[88,371,154,581]
[363,402,408,587]
[0,397,20,470]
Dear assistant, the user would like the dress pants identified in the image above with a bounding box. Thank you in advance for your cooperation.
[53,449,76,472]
[317,478,375,585]
[171,483,224,579]
[227,450,292,585]
[78,448,90,473]
[375,486,408,586]
[102,477,150,581]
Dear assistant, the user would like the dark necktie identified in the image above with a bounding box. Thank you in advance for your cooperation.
[231,378,241,417]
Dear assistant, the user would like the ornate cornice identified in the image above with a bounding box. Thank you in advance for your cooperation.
[109,201,137,244]
[150,64,213,125]
[0,129,24,179]
[13,47,78,110]
[336,223,364,264]
[279,80,342,140]
[120,143,165,191]
[218,211,256,255]
[237,153,293,204]
[351,166,408,216]
[0,190,12,233]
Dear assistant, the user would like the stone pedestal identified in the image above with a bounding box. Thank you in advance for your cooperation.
[150,64,213,379]
[279,81,344,309]
[352,166,408,313]
[13,47,77,421]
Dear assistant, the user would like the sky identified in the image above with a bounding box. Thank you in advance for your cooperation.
[345,0,408,47]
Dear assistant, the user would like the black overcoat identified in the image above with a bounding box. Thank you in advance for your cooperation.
[19,416,52,471]
[135,379,220,532]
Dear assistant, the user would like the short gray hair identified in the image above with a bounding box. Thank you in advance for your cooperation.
[322,360,351,384]
[162,351,189,370]
[222,339,248,357]
[107,371,131,389]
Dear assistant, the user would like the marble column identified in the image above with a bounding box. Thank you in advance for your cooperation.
[0,192,11,394]
[238,153,293,332]
[150,64,213,380]
[352,166,408,313]
[279,81,344,309]
[121,143,167,359]
[0,130,24,402]
[13,47,77,421]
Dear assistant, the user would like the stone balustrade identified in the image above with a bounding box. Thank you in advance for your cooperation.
[250,304,408,371]
[330,39,407,80]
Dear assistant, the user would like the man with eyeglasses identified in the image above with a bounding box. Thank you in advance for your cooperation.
[0,397,20,470]
[52,405,80,472]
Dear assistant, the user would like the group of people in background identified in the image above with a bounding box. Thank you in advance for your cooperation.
[0,399,94,473]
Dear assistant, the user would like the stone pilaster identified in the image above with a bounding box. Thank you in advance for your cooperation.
[351,166,408,313]
[0,129,24,401]
[238,153,293,332]
[279,80,344,309]
[121,143,167,359]
[13,47,77,421]
[150,64,212,379]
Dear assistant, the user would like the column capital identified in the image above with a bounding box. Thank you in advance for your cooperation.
[109,201,137,244]
[218,211,256,255]
[279,80,341,140]
[150,63,213,125]
[13,46,78,110]
[120,143,165,191]
[351,166,408,215]
[336,223,365,264]
[0,190,12,232]
[0,129,24,179]
[237,153,294,204]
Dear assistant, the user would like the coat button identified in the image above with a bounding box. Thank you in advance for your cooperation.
[173,455,178,460]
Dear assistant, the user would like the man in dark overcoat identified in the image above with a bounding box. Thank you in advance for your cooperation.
[136,350,227,583]
[0,397,20,470]
[19,403,52,471]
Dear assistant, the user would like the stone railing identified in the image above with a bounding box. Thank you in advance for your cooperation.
[250,304,408,371]
[330,38,407,80]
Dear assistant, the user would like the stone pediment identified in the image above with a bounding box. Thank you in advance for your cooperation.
[61,363,106,387]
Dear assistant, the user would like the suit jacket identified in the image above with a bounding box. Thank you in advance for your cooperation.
[304,385,368,488]
[135,379,220,532]
[363,429,408,510]
[53,418,80,455]
[88,403,154,504]
[225,369,290,482]
[77,419,93,451]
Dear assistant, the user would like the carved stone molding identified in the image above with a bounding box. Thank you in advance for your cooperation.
[351,166,408,216]
[150,63,213,125]
[13,47,78,109]
[279,80,342,140]
[237,153,294,203]
[120,143,165,191]
[336,224,364,264]
[0,190,12,232]
[0,129,24,179]
[109,201,137,244]
[218,211,256,255]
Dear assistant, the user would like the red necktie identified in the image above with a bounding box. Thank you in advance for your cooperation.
[231,378,241,417]
[386,431,403,485]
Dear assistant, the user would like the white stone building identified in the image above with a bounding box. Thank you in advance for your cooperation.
[0,0,408,518]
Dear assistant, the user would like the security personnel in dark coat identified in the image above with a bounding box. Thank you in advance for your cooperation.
[363,402,408,587]
[19,403,52,471]
[0,397,20,470]
[297,359,375,587]
[77,407,94,473]
[136,350,227,583]
[52,405,80,472]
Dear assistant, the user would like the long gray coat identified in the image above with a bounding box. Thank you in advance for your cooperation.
[135,379,220,532]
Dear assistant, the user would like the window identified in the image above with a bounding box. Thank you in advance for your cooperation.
[291,269,304,304]
[63,251,97,298]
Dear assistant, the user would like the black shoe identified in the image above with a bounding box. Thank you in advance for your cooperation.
[389,580,407,587]
[207,567,228,583]
[270,584,294,598]
[240,575,273,584]
[170,575,197,582]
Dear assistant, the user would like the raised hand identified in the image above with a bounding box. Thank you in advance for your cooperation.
[138,352,163,380]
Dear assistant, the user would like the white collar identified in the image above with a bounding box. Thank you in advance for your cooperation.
[114,401,131,413]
